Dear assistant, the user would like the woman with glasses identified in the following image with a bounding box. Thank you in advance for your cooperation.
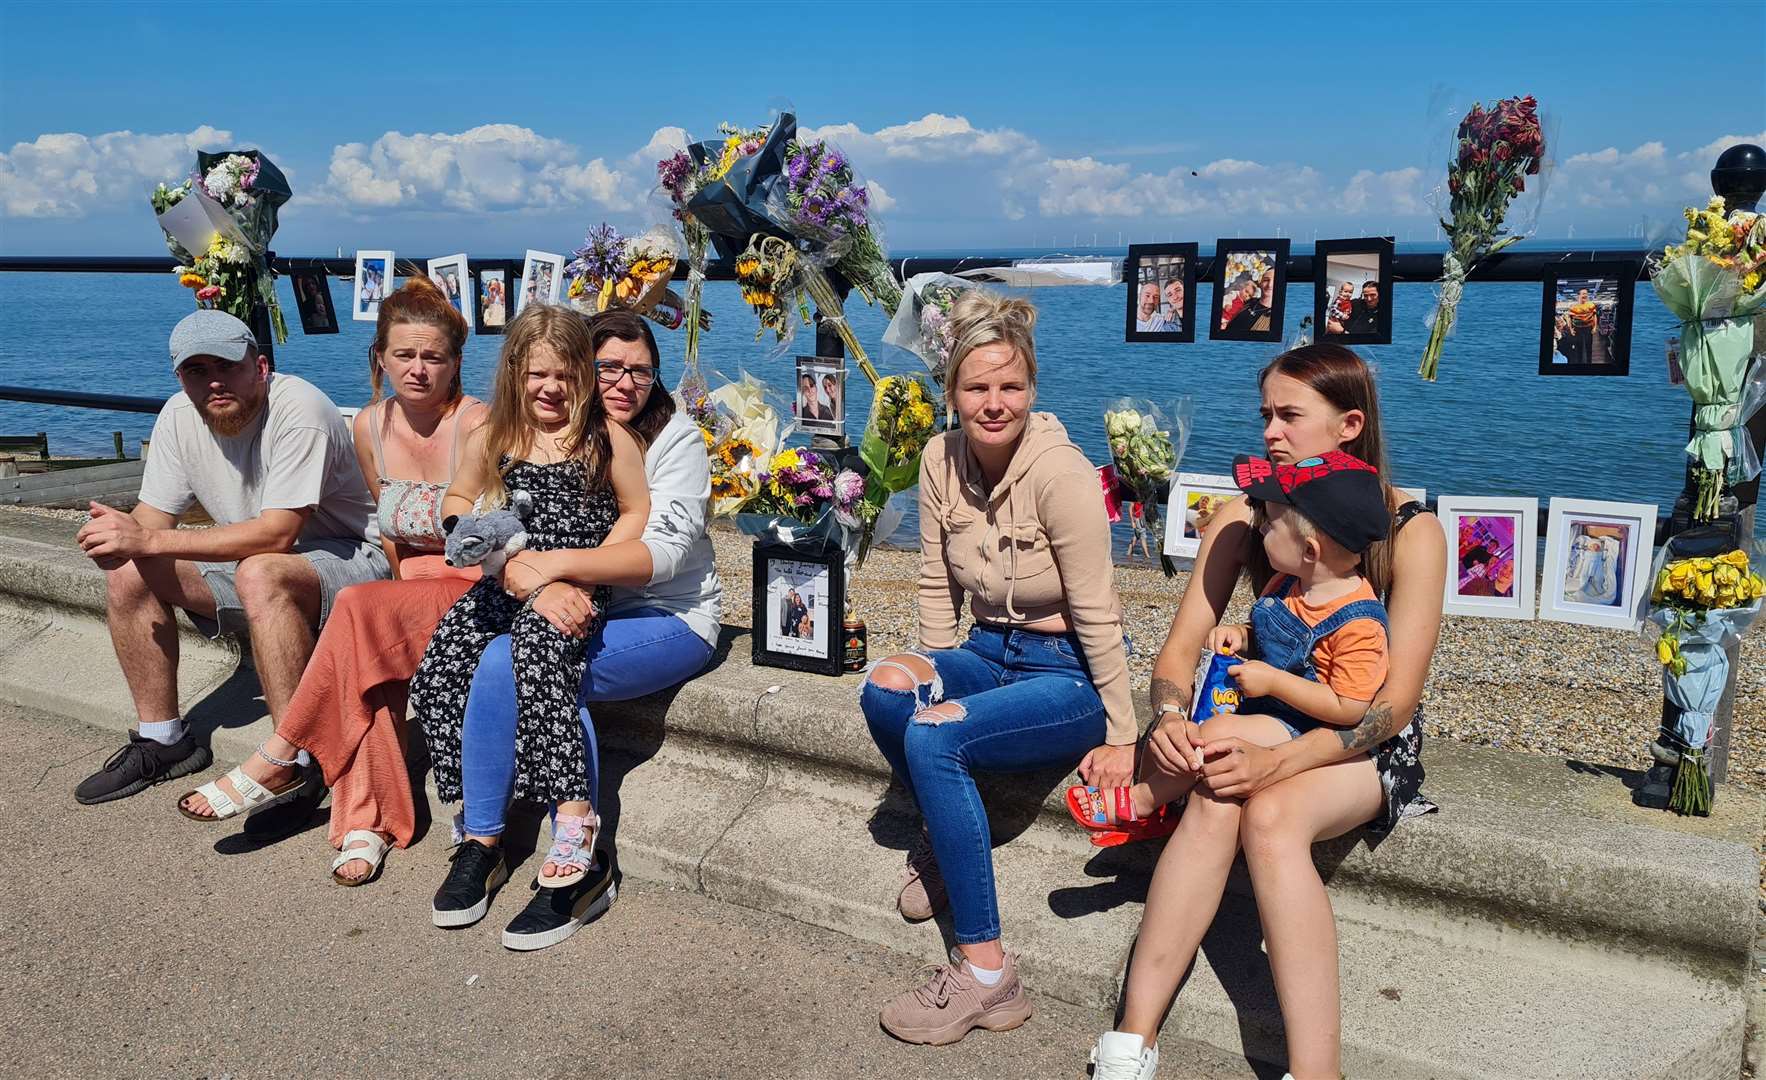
[441,308,724,951]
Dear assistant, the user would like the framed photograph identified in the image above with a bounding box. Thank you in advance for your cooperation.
[1315,237,1394,345]
[289,268,338,335]
[517,249,565,315]
[1539,497,1658,629]
[1163,472,1239,559]
[752,542,846,676]
[1210,239,1289,342]
[1539,260,1638,376]
[474,262,513,335]
[426,253,471,324]
[793,355,846,436]
[352,249,394,322]
[1436,496,1538,620]
[1125,243,1198,343]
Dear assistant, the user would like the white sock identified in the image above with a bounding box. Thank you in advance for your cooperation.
[967,961,1004,986]
[138,718,186,746]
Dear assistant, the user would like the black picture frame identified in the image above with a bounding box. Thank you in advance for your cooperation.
[1124,243,1198,343]
[290,268,338,335]
[1209,238,1290,342]
[473,260,516,335]
[793,355,846,436]
[1313,237,1394,346]
[1538,260,1638,377]
[751,541,845,676]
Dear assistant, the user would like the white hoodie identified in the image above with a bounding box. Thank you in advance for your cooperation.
[607,410,723,646]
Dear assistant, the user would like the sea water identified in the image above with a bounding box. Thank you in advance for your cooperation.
[0,258,1703,550]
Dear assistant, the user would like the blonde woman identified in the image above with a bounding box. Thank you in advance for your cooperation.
[861,291,1139,1045]
[410,304,649,931]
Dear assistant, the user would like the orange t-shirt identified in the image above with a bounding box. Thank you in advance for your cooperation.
[1262,577,1389,702]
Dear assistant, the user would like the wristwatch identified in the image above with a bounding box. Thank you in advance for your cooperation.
[1156,703,1188,719]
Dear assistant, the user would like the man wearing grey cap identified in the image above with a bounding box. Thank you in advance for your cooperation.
[72,310,387,804]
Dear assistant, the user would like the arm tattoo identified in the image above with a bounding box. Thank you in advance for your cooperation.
[1337,701,1397,752]
[1150,676,1186,713]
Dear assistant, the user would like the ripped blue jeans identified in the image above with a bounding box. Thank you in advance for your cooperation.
[861,623,1107,944]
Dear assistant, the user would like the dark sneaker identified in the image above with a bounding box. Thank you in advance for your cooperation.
[75,732,211,805]
[431,839,508,928]
[502,856,616,952]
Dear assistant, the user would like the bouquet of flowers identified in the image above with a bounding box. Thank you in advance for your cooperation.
[1650,197,1766,520]
[1104,398,1193,576]
[882,273,980,385]
[734,446,865,554]
[777,137,900,314]
[1417,95,1547,381]
[563,222,707,336]
[1643,545,1764,814]
[658,120,771,377]
[150,150,292,343]
[853,374,941,565]
[686,370,793,517]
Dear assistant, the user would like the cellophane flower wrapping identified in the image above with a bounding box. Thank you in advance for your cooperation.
[564,223,679,320]
[734,446,862,556]
[156,150,292,343]
[853,373,942,566]
[1640,541,1765,815]
[696,370,795,517]
[1417,95,1549,381]
[1103,397,1193,576]
[882,273,981,387]
[1650,199,1766,520]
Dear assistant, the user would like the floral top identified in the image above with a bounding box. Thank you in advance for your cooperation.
[1370,500,1439,833]
[368,399,473,553]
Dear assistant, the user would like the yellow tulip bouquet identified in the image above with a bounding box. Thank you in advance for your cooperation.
[1644,547,1764,814]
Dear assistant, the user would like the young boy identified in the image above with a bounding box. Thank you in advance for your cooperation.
[1068,449,1392,835]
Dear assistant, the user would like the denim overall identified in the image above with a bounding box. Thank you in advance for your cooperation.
[1242,575,1389,738]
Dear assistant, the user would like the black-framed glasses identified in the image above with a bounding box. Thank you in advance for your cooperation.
[595,361,657,387]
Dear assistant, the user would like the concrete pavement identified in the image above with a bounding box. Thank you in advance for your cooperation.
[0,701,1253,1080]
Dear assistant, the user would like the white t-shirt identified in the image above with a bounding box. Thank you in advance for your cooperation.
[138,373,376,545]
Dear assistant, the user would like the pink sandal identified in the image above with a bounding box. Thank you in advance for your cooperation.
[538,811,598,889]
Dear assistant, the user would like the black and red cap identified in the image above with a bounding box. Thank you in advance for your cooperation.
[1231,450,1390,554]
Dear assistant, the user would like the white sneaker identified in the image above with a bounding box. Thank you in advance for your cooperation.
[1089,1030,1158,1079]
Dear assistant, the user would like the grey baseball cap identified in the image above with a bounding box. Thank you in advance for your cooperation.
[169,309,257,371]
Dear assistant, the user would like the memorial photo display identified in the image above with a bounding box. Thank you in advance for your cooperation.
[751,542,846,676]
[1124,243,1198,343]
[1210,238,1289,342]
[1539,260,1638,377]
[1314,237,1394,345]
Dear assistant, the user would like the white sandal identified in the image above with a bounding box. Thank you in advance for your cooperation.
[538,811,598,889]
[177,746,308,822]
[331,829,390,887]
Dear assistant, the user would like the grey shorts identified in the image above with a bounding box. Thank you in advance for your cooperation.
[192,538,390,640]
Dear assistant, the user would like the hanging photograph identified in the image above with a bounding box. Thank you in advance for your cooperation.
[1210,239,1290,342]
[1539,260,1638,376]
[426,253,471,324]
[1315,237,1394,345]
[352,249,394,322]
[1436,496,1538,620]
[289,268,338,335]
[751,542,846,676]
[793,355,846,436]
[1163,472,1239,559]
[1124,243,1198,343]
[517,249,565,316]
[1539,497,1658,629]
[475,262,512,335]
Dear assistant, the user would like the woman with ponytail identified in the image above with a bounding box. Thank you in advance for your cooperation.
[179,273,488,887]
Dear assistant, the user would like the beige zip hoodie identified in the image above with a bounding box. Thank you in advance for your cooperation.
[917,412,1136,745]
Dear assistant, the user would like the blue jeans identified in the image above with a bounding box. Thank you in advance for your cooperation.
[460,608,715,836]
[861,623,1107,944]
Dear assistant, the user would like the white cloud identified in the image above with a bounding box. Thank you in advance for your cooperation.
[1035,155,1333,219]
[319,123,643,213]
[866,180,896,213]
[0,125,234,218]
[803,113,1038,163]
[1341,166,1427,216]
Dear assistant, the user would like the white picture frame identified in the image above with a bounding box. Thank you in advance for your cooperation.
[1436,496,1538,621]
[517,249,564,315]
[1397,485,1426,506]
[426,253,471,323]
[1163,472,1239,559]
[352,249,394,322]
[1538,497,1658,629]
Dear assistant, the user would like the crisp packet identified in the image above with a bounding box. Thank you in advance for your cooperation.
[1191,650,1242,725]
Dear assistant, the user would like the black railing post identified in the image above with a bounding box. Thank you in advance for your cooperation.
[1649,143,1766,795]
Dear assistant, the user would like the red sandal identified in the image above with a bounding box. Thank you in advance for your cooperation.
[1064,784,1179,848]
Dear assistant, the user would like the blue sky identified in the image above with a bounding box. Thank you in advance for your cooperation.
[3,1,1762,255]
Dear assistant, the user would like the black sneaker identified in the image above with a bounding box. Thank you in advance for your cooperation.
[74,731,212,805]
[502,857,617,952]
[431,839,507,928]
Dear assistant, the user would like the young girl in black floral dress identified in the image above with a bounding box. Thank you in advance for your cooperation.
[411,304,648,924]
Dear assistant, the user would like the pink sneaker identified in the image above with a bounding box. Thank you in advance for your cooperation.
[879,948,1033,1045]
[896,840,947,922]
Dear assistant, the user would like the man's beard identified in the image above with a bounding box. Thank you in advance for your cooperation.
[198,393,265,437]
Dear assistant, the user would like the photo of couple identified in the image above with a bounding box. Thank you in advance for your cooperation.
[764,556,830,660]
[794,357,845,435]
[1124,244,1196,342]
